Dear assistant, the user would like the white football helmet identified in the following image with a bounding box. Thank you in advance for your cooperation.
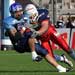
[25,4,38,23]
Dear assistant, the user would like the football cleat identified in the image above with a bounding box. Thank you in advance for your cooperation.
[61,54,73,68]
[59,68,71,72]
[33,55,43,62]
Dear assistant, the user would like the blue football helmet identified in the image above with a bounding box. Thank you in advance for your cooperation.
[9,3,23,14]
[9,3,23,20]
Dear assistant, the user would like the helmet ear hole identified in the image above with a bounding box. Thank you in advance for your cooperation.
[9,10,12,14]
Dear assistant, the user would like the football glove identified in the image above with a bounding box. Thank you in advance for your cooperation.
[30,28,39,38]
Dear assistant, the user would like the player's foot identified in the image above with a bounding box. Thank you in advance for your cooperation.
[61,54,73,68]
[33,55,42,62]
[59,68,71,72]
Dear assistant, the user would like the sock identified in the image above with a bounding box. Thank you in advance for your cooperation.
[32,51,38,60]
[60,56,69,62]
[54,55,64,61]
[56,65,66,72]
[54,54,68,62]
[60,56,64,61]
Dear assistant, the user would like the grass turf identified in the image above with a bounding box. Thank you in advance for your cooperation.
[0,50,74,75]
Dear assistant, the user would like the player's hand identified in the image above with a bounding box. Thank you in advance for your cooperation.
[20,27,26,34]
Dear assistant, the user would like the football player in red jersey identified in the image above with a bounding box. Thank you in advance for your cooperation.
[25,4,75,62]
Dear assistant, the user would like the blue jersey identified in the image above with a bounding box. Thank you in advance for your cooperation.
[3,14,32,53]
[3,14,30,31]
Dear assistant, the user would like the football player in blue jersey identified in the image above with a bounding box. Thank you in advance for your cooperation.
[3,3,71,72]
[3,3,43,62]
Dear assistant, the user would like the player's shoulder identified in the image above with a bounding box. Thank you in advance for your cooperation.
[38,9,49,15]
[37,9,50,22]
[3,16,17,25]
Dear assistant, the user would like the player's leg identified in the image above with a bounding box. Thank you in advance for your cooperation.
[28,38,42,62]
[21,31,42,62]
[50,28,75,60]
[35,43,70,72]
[41,41,73,67]
[41,41,54,57]
[45,54,70,72]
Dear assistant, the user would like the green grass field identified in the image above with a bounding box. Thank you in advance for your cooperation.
[0,50,74,75]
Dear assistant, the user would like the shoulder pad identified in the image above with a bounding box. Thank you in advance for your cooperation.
[4,16,18,25]
[37,9,50,22]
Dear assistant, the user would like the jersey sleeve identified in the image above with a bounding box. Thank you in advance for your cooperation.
[3,22,15,30]
[3,17,16,30]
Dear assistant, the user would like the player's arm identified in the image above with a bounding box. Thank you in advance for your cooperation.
[37,20,49,35]
[4,21,18,36]
[31,20,49,37]
[9,28,17,36]
[7,27,23,42]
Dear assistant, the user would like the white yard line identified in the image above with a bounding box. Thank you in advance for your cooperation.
[0,53,30,56]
